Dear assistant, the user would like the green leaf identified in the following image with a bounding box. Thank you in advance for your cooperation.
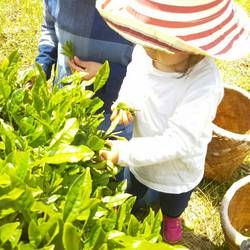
[18,243,55,250]
[116,197,136,231]
[93,61,110,92]
[0,79,11,101]
[86,135,105,151]
[0,119,18,154]
[58,71,87,84]
[86,97,104,115]
[0,188,24,201]
[108,233,179,250]
[7,151,30,180]
[28,217,60,247]
[87,222,107,250]
[8,175,35,220]
[45,144,94,164]
[0,174,11,187]
[127,215,140,236]
[62,222,81,250]
[61,41,74,59]
[63,168,92,221]
[19,116,35,135]
[116,102,138,116]
[102,193,131,209]
[31,65,49,114]
[0,222,21,248]
[0,208,15,219]
[116,180,127,193]
[7,50,20,66]
[31,201,57,218]
[151,210,163,235]
[17,243,37,250]
[49,118,79,148]
[28,220,41,247]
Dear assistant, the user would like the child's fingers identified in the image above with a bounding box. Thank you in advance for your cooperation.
[99,150,108,161]
[99,149,119,163]
[106,114,120,134]
[127,112,134,123]
[105,140,113,147]
[111,103,117,112]
[118,110,126,125]
[110,108,118,121]
[122,110,130,125]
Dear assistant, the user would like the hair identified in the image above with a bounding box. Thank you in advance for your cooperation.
[178,54,205,78]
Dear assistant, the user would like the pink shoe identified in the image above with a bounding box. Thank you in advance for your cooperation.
[162,216,182,243]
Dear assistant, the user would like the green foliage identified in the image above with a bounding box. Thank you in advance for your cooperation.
[116,102,138,116]
[0,52,185,250]
[61,41,74,59]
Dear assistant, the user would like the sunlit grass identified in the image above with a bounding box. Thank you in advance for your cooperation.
[216,0,250,91]
[0,0,43,68]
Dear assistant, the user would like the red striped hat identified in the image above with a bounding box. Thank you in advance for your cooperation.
[96,0,250,60]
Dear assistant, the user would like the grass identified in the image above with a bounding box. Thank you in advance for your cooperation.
[0,0,43,68]
[0,0,249,249]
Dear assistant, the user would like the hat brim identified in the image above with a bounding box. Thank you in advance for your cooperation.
[97,0,250,60]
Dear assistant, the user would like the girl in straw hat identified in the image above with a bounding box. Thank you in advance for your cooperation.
[98,0,250,243]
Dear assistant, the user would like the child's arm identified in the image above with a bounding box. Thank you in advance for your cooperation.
[107,84,223,167]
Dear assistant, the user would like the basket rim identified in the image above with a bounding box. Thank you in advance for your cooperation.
[212,124,250,141]
[223,83,250,100]
[212,83,250,141]
[221,175,250,246]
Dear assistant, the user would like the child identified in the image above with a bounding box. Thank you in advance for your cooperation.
[97,0,250,243]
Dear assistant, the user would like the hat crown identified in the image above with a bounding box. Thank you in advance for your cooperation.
[98,0,250,60]
[128,0,231,15]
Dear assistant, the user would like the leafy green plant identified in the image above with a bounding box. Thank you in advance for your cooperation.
[116,102,137,117]
[61,41,74,59]
[0,52,186,250]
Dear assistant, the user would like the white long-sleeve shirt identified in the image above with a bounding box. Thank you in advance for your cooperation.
[112,46,224,194]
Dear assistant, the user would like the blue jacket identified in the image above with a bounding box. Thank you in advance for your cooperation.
[36,0,134,113]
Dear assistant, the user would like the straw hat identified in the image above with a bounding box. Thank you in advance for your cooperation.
[96,0,250,60]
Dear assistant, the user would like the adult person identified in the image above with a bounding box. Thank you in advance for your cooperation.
[35,0,134,137]
[35,0,134,180]
[36,0,160,204]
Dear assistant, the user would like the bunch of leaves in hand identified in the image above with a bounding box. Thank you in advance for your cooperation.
[61,40,74,59]
[105,102,138,135]
[0,52,186,250]
[116,102,137,116]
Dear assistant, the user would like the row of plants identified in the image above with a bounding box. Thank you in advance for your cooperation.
[0,51,186,250]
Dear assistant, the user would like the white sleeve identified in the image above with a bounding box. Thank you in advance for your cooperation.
[112,83,224,167]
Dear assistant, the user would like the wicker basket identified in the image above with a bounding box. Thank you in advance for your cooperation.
[221,175,250,250]
[205,83,250,182]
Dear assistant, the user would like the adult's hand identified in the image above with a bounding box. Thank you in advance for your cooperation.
[68,56,102,80]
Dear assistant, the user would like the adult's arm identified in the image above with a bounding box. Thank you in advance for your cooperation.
[35,1,58,79]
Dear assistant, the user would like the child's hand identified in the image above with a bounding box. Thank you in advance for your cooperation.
[106,103,135,135]
[68,56,102,80]
[99,142,119,164]
[111,103,134,126]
